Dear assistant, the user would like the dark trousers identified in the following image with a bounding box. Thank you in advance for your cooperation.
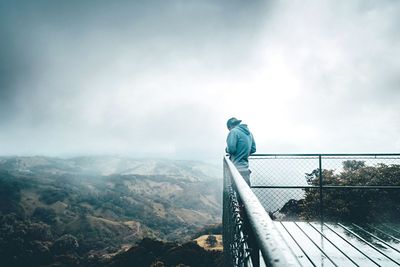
[239,169,251,186]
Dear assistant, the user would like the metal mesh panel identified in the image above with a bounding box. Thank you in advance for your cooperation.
[252,188,305,213]
[249,154,400,221]
[224,154,400,266]
[250,156,318,186]
[316,156,400,178]
[223,160,253,267]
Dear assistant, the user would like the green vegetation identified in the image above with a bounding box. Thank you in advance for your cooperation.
[0,156,222,267]
[32,207,57,224]
[100,238,222,267]
[0,171,23,214]
[280,160,400,222]
[192,224,222,239]
[39,189,68,205]
[0,213,54,266]
[205,235,218,247]
[0,214,222,267]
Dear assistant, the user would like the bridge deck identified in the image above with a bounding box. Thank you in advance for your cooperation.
[273,221,400,267]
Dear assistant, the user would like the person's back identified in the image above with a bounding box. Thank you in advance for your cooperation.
[226,118,256,185]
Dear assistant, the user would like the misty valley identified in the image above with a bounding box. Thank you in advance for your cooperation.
[0,156,223,267]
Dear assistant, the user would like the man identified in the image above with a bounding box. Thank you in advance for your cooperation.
[226,117,256,185]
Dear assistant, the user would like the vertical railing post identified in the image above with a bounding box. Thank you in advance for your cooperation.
[318,155,324,222]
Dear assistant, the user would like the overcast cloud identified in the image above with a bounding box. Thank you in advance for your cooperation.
[0,0,399,161]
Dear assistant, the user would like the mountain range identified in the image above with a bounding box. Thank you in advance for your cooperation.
[0,156,223,266]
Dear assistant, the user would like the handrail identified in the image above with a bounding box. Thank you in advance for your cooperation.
[223,156,300,267]
[224,153,400,265]
[251,153,400,157]
[251,185,400,189]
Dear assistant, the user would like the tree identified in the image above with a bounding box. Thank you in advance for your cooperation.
[0,175,22,214]
[150,260,166,267]
[205,235,217,247]
[32,207,56,224]
[299,160,400,222]
[39,189,68,205]
[52,234,79,255]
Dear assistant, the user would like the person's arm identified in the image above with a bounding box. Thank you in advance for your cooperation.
[250,134,256,154]
[226,130,238,154]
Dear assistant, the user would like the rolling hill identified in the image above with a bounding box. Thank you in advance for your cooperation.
[0,156,223,266]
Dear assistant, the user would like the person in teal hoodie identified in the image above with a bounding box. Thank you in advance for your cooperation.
[226,117,256,185]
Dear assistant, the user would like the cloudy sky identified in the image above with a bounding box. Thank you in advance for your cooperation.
[0,0,399,161]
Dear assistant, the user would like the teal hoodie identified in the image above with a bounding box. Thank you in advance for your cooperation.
[226,124,256,171]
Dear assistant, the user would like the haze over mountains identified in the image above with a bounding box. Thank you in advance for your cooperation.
[0,156,221,178]
[0,156,222,266]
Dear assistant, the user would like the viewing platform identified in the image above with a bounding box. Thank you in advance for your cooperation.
[223,154,400,267]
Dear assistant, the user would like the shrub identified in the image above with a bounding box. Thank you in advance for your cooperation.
[300,160,400,222]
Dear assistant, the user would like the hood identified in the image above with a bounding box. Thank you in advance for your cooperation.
[235,124,250,135]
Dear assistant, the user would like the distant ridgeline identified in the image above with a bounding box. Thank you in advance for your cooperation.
[275,160,400,222]
[0,156,223,267]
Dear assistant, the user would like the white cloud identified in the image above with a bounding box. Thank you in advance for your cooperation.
[0,1,399,159]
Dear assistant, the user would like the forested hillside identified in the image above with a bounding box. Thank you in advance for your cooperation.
[0,156,223,266]
[274,160,400,222]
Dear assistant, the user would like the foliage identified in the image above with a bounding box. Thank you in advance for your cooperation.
[102,238,223,267]
[192,223,222,239]
[0,172,23,214]
[52,234,79,255]
[0,213,53,266]
[0,156,222,266]
[300,160,400,222]
[39,189,68,205]
[205,235,218,247]
[32,207,56,224]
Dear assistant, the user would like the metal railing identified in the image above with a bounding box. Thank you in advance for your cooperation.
[249,153,400,221]
[223,153,400,266]
[223,156,300,267]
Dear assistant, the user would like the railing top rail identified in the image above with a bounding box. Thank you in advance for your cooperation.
[251,153,400,157]
[224,156,300,267]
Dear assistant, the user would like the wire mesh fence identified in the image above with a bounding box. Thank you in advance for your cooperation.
[223,154,400,266]
[223,156,301,267]
[223,158,254,267]
[249,154,400,222]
